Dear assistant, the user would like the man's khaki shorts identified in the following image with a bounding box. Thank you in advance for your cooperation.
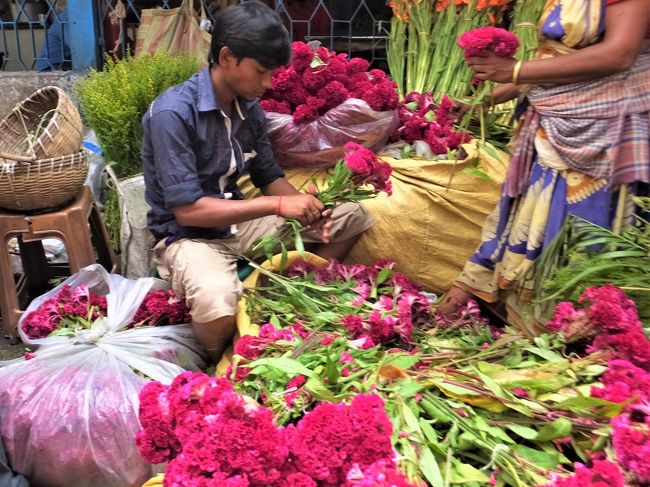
[153,202,373,323]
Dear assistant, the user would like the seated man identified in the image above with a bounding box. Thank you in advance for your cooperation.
[142,0,372,361]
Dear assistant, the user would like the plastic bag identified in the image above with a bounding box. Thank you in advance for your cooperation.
[265,98,399,169]
[0,264,207,487]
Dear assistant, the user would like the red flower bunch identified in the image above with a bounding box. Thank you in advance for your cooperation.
[21,285,107,339]
[260,42,399,123]
[543,459,625,487]
[546,285,650,370]
[391,92,469,155]
[457,26,520,60]
[130,289,191,327]
[284,394,396,486]
[316,142,393,208]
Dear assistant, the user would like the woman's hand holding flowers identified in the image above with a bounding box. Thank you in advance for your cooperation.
[467,51,519,84]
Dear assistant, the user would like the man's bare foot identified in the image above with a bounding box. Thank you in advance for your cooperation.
[435,285,473,317]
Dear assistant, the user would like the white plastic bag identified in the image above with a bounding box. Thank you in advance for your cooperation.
[0,264,207,487]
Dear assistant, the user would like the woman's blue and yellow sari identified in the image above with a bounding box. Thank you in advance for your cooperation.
[456,0,650,334]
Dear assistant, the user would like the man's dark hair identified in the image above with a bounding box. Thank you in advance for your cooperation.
[209,0,291,69]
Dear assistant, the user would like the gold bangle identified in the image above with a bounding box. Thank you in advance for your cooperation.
[512,60,523,85]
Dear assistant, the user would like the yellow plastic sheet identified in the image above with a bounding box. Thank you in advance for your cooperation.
[239,144,508,294]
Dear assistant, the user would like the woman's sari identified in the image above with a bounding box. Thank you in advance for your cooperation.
[456,0,650,334]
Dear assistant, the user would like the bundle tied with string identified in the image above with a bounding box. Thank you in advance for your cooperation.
[0,86,86,211]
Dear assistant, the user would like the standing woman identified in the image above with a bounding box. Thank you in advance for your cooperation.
[438,0,650,333]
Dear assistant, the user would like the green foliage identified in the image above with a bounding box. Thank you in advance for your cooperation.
[76,53,199,178]
[534,212,650,323]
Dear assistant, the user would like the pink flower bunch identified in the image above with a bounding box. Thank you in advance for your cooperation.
[591,359,650,410]
[137,372,289,486]
[260,42,399,123]
[137,374,404,486]
[345,460,419,487]
[457,26,520,60]
[343,142,393,195]
[284,394,396,486]
[21,284,108,339]
[543,459,625,487]
[130,289,192,327]
[611,414,650,484]
[545,285,650,370]
[390,93,469,154]
[226,323,309,382]
[285,258,431,346]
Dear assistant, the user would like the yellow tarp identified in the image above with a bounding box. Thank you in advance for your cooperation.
[239,144,508,295]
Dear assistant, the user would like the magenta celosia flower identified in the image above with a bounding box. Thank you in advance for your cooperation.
[543,459,625,487]
[347,57,370,75]
[130,289,191,328]
[318,81,350,112]
[302,66,330,93]
[589,331,650,370]
[291,41,314,73]
[285,394,395,485]
[293,97,326,124]
[457,26,520,60]
[260,99,292,114]
[591,359,650,408]
[611,414,650,484]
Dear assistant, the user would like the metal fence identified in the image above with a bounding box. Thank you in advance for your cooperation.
[0,0,392,72]
[0,0,71,71]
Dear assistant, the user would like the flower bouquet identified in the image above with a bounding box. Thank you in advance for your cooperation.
[0,264,207,487]
[260,42,400,168]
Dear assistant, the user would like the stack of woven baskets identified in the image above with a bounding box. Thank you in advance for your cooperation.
[0,86,88,212]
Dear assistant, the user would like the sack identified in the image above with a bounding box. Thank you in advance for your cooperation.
[238,144,508,294]
[106,166,154,279]
[1,265,207,487]
[265,98,399,169]
[136,0,211,67]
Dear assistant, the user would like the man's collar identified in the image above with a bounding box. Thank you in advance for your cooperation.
[197,66,251,120]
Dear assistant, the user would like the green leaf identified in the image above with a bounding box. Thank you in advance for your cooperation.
[481,142,500,161]
[419,447,445,487]
[383,353,421,371]
[554,396,630,417]
[511,444,562,470]
[304,377,336,402]
[535,418,572,441]
[393,379,424,398]
[376,267,394,286]
[450,461,490,484]
[401,400,422,433]
[248,357,316,379]
[461,167,492,181]
[506,424,538,440]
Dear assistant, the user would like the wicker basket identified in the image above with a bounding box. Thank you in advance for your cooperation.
[0,86,82,160]
[0,150,89,212]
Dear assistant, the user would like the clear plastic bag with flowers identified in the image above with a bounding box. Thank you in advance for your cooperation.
[0,264,207,487]
[261,42,400,169]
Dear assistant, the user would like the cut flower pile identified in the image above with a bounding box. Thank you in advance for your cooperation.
[135,251,650,486]
[260,42,399,123]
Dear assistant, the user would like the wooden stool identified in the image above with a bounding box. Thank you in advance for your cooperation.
[0,186,118,341]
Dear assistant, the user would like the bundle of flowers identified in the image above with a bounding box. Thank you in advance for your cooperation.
[546,284,650,369]
[246,257,431,348]
[20,284,191,339]
[316,142,393,206]
[261,42,398,122]
[259,42,399,168]
[389,92,469,156]
[0,265,206,487]
[457,26,520,60]
[136,371,416,486]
